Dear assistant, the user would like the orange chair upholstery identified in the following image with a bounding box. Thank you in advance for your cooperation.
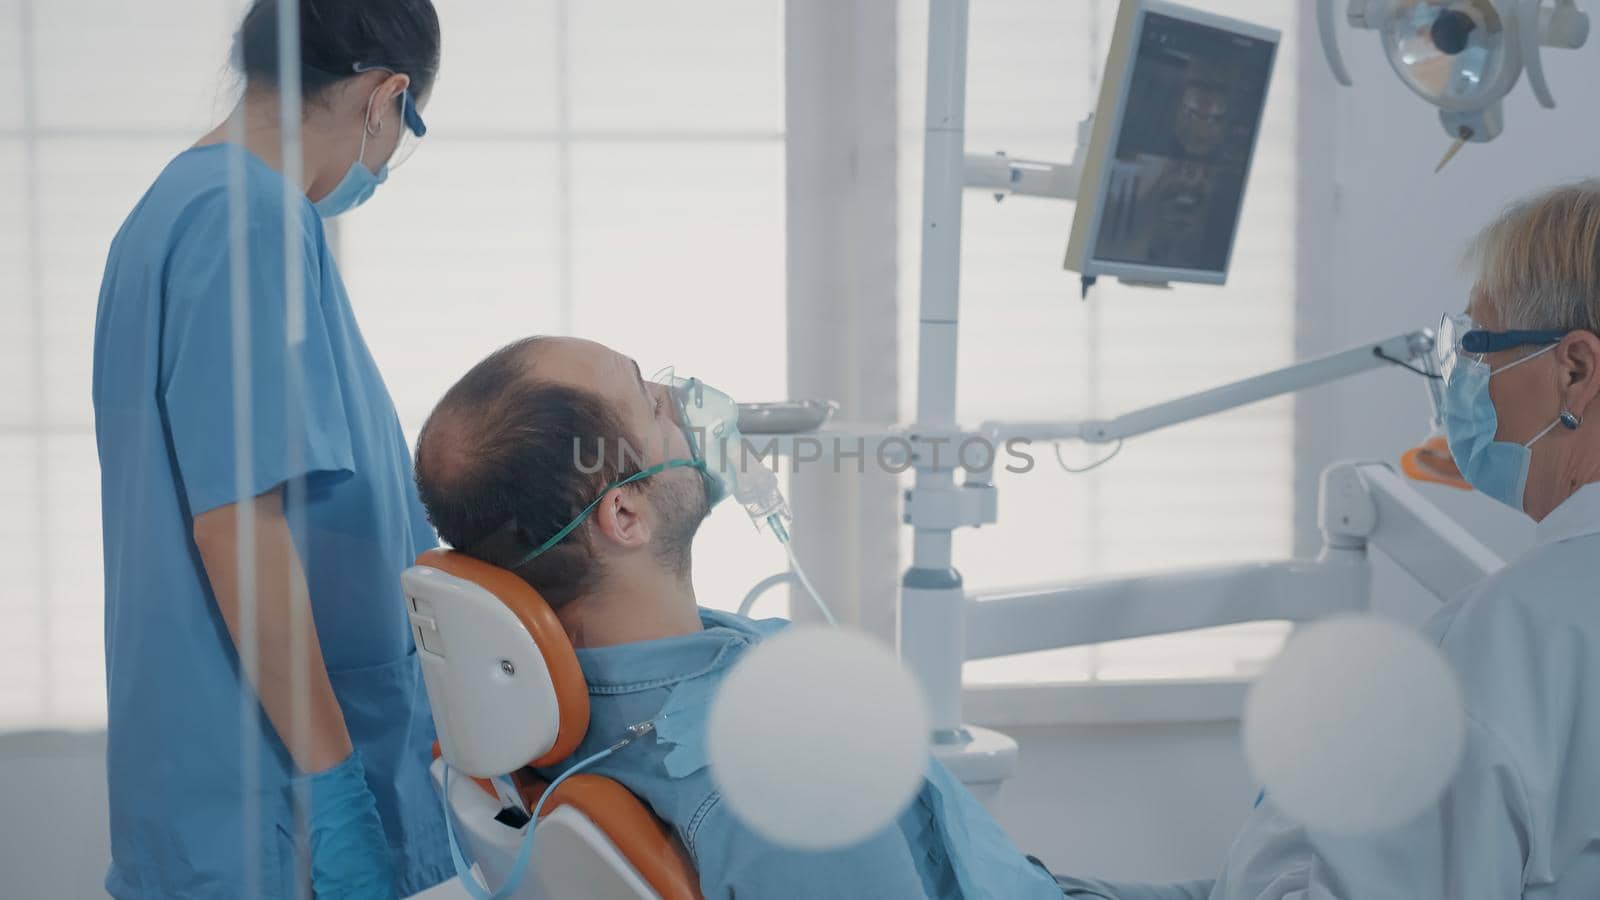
[1401,433,1471,491]
[404,549,702,900]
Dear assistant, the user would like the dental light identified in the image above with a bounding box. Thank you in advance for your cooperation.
[1317,0,1589,165]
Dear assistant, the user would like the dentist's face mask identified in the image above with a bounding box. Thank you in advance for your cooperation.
[314,68,428,219]
[1437,312,1568,511]
[506,376,767,569]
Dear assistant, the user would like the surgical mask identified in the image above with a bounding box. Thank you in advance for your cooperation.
[314,159,387,219]
[1440,343,1562,511]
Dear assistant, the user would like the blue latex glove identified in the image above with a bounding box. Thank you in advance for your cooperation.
[300,750,397,900]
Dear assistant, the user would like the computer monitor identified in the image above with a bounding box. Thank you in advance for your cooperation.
[1064,0,1279,287]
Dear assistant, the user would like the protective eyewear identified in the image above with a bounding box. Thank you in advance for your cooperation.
[352,63,428,170]
[1436,312,1568,382]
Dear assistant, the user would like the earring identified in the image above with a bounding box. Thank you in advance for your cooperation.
[1560,409,1582,430]
[363,88,386,137]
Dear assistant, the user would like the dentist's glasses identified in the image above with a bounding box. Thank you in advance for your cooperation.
[1435,312,1570,383]
[353,63,428,171]
[388,90,426,170]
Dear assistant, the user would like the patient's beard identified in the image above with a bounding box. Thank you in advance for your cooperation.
[651,469,709,584]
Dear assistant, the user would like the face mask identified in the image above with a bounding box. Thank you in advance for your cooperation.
[676,379,731,509]
[1441,344,1562,511]
[666,375,788,524]
[314,160,387,219]
[313,86,393,219]
[498,376,785,569]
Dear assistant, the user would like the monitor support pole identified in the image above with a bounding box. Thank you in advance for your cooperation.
[902,0,1092,797]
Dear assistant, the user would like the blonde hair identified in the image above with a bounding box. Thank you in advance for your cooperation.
[1470,180,1600,334]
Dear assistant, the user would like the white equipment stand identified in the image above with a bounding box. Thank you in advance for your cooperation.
[881,0,1506,797]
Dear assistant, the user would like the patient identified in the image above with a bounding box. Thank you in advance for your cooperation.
[413,336,1195,899]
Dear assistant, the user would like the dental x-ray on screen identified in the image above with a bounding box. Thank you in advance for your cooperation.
[1066,0,1278,286]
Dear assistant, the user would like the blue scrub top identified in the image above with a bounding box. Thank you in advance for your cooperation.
[92,145,451,898]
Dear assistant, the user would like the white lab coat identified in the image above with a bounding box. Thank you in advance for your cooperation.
[1213,482,1600,900]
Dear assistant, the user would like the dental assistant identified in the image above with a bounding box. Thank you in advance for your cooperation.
[91,1,449,896]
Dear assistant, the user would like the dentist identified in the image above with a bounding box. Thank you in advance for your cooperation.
[1061,182,1600,898]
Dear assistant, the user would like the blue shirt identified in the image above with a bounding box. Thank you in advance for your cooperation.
[93,144,450,898]
[543,610,1063,899]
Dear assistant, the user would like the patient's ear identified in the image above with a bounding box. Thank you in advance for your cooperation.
[591,485,652,551]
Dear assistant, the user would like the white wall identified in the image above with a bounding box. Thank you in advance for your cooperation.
[0,730,472,899]
[0,732,111,900]
[988,722,1258,883]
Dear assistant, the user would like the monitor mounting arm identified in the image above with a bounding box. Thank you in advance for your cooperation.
[962,116,1094,203]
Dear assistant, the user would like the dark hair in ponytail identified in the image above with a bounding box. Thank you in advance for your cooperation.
[233,0,441,102]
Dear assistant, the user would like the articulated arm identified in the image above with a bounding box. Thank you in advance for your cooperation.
[964,553,1371,660]
[967,330,1436,485]
[961,461,1501,660]
[1321,462,1503,602]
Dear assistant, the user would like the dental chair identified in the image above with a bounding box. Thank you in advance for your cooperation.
[403,549,702,900]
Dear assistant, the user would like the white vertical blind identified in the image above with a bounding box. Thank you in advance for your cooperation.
[3,0,786,731]
[897,0,1300,683]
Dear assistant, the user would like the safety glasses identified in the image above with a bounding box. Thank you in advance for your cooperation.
[390,90,427,170]
[1436,312,1569,382]
[353,63,428,170]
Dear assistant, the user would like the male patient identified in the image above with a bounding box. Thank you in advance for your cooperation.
[413,336,1209,899]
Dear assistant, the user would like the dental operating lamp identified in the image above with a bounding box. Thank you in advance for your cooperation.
[1316,0,1590,163]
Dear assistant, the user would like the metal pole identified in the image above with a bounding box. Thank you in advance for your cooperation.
[901,0,971,740]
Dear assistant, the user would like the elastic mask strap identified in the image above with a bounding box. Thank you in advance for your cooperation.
[1525,416,1564,449]
[509,458,705,569]
[1490,342,1558,377]
[349,85,389,173]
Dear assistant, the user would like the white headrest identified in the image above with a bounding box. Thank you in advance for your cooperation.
[404,561,569,777]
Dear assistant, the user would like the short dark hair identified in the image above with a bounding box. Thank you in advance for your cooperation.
[233,0,443,103]
[415,338,642,608]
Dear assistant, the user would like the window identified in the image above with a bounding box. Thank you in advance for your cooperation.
[343,0,789,628]
[3,0,786,731]
[0,0,241,731]
[895,0,1300,684]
